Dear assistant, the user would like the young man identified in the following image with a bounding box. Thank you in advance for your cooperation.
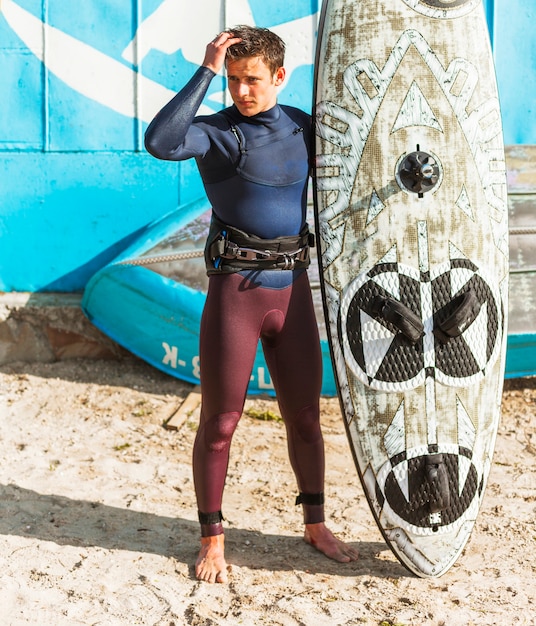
[145,25,358,584]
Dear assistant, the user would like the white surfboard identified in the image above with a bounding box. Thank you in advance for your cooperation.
[314,0,508,577]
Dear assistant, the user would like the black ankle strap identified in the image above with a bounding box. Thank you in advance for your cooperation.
[295,492,324,506]
[198,510,224,525]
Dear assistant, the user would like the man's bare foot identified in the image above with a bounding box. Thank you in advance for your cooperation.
[195,534,229,583]
[304,523,359,563]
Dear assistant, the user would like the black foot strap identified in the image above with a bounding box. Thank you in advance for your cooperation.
[370,295,424,344]
[434,289,481,344]
[425,454,450,514]
[295,492,325,506]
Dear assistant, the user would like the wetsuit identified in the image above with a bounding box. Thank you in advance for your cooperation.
[145,67,325,535]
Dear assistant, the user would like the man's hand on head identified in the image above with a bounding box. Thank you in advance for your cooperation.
[202,31,242,74]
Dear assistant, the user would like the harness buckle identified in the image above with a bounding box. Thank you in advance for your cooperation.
[233,246,271,261]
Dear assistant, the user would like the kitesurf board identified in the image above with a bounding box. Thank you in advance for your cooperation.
[81,203,337,397]
[313,0,508,577]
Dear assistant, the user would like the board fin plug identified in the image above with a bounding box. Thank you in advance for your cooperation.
[397,150,440,196]
[425,454,450,514]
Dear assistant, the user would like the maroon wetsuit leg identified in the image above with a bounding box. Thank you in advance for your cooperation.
[193,273,258,535]
[260,272,325,524]
[193,272,325,534]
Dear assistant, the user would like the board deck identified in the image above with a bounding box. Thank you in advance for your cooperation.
[314,0,508,576]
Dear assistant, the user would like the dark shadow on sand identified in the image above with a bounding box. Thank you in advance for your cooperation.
[0,483,408,579]
[0,357,189,395]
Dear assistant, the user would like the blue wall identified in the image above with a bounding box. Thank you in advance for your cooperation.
[0,0,319,292]
[0,0,533,293]
[491,1,536,144]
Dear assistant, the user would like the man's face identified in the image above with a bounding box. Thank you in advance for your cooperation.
[226,56,285,117]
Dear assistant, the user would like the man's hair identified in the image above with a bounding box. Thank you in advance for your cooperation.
[225,25,285,75]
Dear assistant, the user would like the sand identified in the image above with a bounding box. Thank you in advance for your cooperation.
[0,357,534,625]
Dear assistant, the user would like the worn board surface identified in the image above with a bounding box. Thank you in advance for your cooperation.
[314,0,508,577]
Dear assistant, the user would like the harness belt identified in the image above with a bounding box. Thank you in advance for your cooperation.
[205,215,314,274]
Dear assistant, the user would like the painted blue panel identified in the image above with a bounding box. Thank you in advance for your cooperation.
[47,74,139,151]
[279,64,314,114]
[492,0,536,144]
[0,152,182,291]
[251,0,319,26]
[0,2,43,149]
[45,1,139,150]
[505,334,536,380]
[47,2,136,62]
[0,50,43,149]
[0,1,35,49]
[141,49,226,111]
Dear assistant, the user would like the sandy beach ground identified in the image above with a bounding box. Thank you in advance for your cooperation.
[0,356,534,625]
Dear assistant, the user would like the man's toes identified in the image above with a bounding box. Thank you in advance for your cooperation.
[215,569,228,583]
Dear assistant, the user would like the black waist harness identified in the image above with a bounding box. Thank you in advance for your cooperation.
[205,215,314,275]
